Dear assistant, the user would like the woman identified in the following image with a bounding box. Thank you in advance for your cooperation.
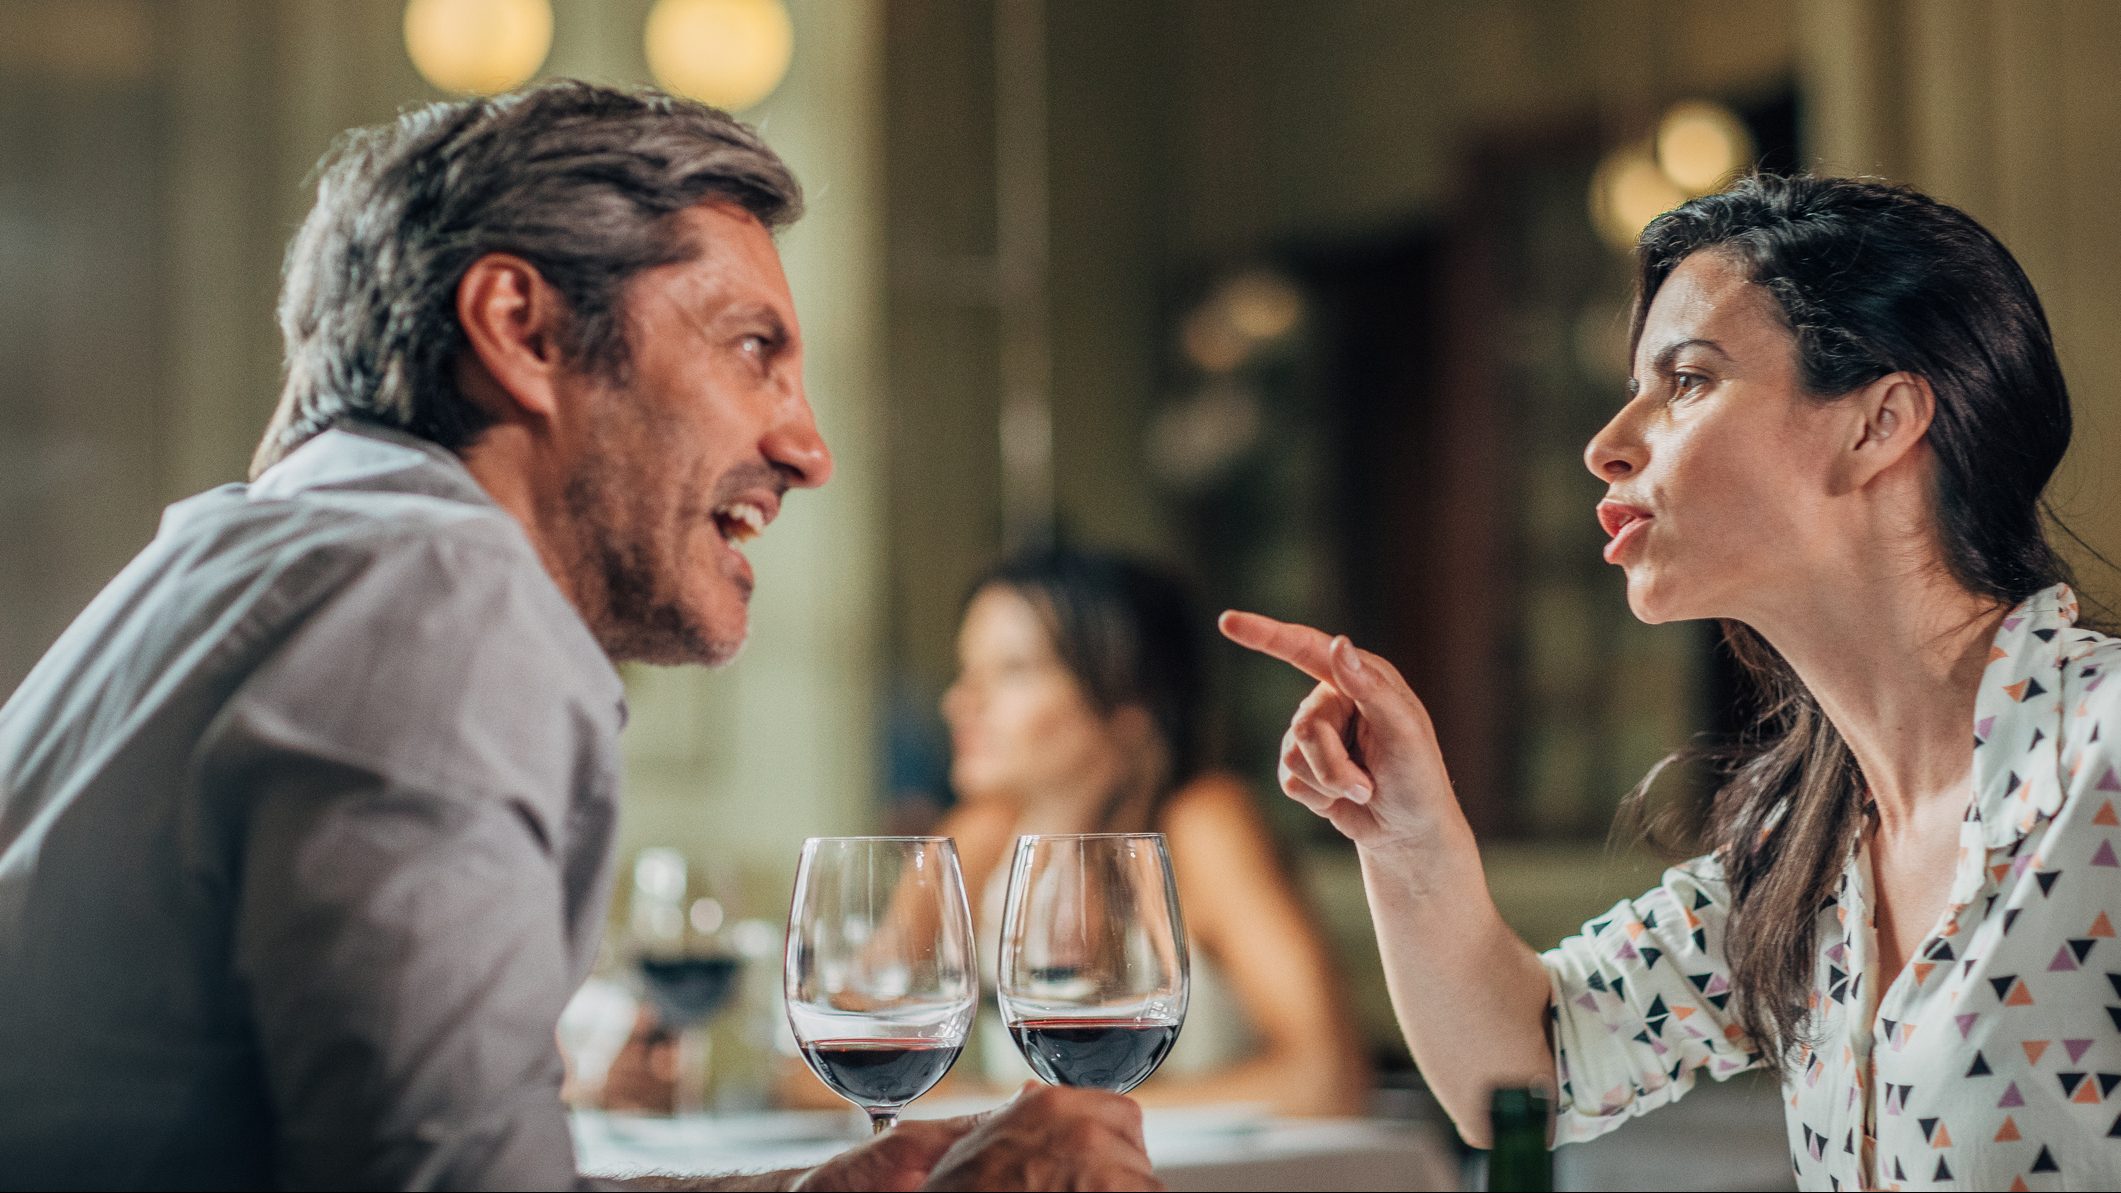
[939,547,1371,1117]
[1226,174,2120,1188]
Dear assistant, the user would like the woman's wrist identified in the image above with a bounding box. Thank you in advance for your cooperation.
[1357,827,1495,926]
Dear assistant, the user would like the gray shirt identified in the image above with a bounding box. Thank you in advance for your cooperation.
[0,425,625,1190]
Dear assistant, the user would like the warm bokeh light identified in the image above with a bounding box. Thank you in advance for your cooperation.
[403,0,552,96]
[645,0,796,112]
[1656,100,1755,194]
[1219,270,1305,343]
[1590,145,1689,251]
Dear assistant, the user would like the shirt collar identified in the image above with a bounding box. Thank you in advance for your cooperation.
[247,421,497,508]
[245,421,630,725]
[1969,583,2080,852]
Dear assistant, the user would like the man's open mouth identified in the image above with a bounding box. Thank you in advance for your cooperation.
[712,501,768,545]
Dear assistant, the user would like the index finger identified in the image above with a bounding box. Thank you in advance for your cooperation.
[1218,609,1335,682]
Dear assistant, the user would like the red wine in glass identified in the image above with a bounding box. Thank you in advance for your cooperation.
[637,955,745,1029]
[999,833,1190,1097]
[1007,1017,1181,1094]
[798,1038,963,1108]
[786,837,977,1134]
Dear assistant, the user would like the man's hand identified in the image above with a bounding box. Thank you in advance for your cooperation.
[920,1083,1162,1192]
[790,1116,981,1193]
[619,1084,1158,1192]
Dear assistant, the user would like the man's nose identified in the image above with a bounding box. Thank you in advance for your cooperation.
[764,400,834,489]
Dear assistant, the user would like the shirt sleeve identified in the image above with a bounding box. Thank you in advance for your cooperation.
[200,534,612,1191]
[1541,853,1764,1144]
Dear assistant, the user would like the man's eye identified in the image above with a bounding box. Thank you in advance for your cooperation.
[739,334,769,357]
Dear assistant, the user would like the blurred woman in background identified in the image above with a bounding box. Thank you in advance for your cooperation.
[935,546,1371,1116]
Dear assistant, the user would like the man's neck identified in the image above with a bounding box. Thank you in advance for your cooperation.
[460,423,589,616]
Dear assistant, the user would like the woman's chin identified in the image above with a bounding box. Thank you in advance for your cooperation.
[1623,570,1682,626]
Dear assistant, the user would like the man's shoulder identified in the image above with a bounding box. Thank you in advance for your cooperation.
[195,494,623,813]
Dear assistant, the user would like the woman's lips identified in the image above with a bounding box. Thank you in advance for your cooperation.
[1597,501,1654,565]
[1603,517,1651,563]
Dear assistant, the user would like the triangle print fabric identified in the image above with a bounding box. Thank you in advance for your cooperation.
[1543,586,2121,1189]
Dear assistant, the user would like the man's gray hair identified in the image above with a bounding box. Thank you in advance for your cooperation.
[253,80,802,477]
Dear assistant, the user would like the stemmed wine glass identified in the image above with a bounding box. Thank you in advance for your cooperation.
[626,847,746,1114]
[998,833,1188,1094]
[785,837,977,1134]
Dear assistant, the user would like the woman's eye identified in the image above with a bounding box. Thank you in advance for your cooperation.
[1670,371,1708,399]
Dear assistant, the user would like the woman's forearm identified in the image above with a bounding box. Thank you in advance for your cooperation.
[1359,842,1554,1147]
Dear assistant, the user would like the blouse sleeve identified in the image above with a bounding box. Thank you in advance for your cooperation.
[1541,853,1766,1144]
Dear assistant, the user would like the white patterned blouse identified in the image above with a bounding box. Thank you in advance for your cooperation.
[1544,585,2121,1190]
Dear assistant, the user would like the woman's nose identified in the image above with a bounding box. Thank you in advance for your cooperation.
[1584,402,1649,482]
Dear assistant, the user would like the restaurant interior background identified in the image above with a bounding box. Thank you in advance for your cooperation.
[6,0,2121,1114]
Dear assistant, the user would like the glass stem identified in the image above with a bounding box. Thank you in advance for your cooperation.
[868,1110,898,1135]
[674,1026,711,1116]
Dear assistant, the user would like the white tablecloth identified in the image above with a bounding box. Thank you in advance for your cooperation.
[571,1104,1460,1192]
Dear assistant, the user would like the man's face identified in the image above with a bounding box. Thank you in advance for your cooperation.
[563,202,832,666]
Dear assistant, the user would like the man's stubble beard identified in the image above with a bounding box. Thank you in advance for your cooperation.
[562,412,744,669]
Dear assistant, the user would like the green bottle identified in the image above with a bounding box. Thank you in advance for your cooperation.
[1485,1085,1554,1191]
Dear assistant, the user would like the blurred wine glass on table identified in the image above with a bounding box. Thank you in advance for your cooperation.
[784,836,977,1134]
[999,833,1188,1095]
[621,846,746,1113]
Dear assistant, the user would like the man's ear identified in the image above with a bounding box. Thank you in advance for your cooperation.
[454,253,569,423]
[1839,371,1936,492]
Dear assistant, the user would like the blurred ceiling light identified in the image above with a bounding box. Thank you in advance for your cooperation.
[646,0,796,112]
[1656,100,1754,194]
[1590,145,1688,252]
[1149,382,1265,491]
[1181,307,1252,375]
[1219,270,1305,343]
[404,0,552,96]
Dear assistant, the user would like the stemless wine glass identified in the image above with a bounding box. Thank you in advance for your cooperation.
[998,833,1189,1095]
[785,837,977,1134]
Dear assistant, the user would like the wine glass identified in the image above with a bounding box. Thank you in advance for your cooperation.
[998,833,1188,1094]
[626,847,747,1113]
[785,837,977,1134]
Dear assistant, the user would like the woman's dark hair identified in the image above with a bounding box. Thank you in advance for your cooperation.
[969,547,1212,823]
[254,80,801,477]
[1623,174,2080,1068]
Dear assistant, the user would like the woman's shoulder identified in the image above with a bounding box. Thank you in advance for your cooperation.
[1158,770,1291,874]
[2059,626,2121,753]
[935,797,1022,871]
[1159,769,1267,834]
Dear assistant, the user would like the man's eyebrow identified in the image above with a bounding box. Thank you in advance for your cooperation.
[713,301,793,346]
[660,296,789,345]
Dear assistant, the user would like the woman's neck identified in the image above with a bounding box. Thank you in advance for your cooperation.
[1006,771,1162,837]
[1749,565,2009,833]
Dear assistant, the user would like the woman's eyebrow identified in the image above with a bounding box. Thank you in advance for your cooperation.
[1627,337,1732,397]
[1650,337,1730,372]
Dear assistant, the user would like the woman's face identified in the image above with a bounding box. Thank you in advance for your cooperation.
[1584,250,1860,625]
[942,586,1128,805]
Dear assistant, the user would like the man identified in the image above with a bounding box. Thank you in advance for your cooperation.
[0,82,1158,1191]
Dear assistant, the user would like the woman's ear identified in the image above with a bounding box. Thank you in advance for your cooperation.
[1840,371,1936,492]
